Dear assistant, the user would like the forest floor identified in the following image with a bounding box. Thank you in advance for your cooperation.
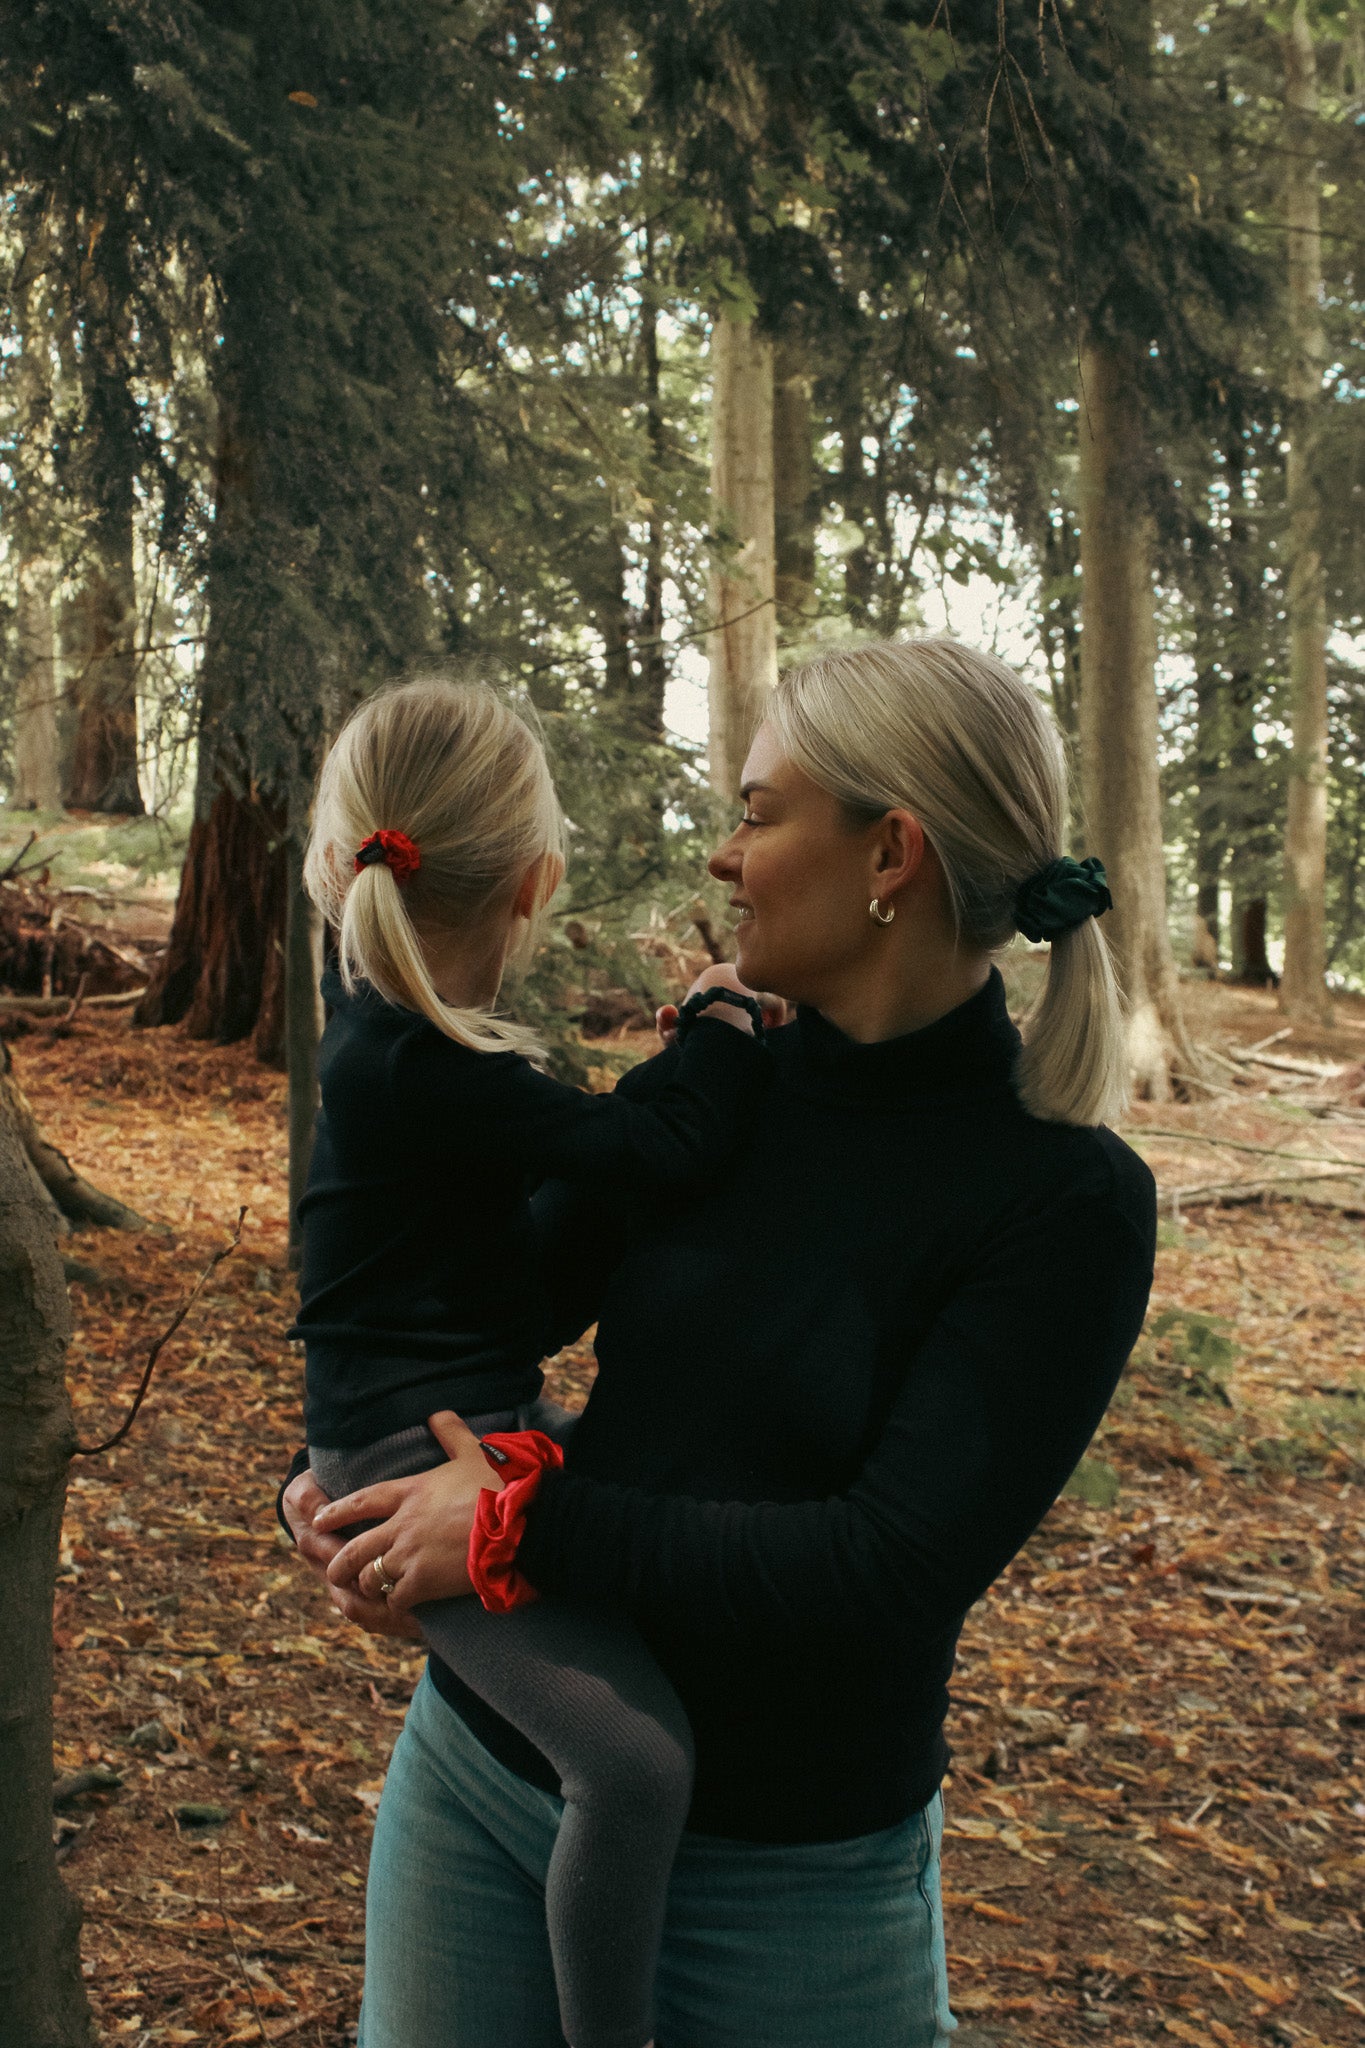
[10,971,1363,2048]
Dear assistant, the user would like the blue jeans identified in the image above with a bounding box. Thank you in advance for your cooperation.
[360,1670,957,2048]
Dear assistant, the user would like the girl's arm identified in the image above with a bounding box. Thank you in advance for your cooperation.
[318,1163,1155,1641]
[394,1013,767,1193]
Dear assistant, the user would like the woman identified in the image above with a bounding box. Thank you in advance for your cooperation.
[284,637,1157,2047]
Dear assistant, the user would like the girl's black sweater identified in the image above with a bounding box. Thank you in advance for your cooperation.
[291,968,768,1449]
[429,970,1156,1842]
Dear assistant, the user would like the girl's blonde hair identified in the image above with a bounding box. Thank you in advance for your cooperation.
[768,637,1128,1127]
[304,674,565,1057]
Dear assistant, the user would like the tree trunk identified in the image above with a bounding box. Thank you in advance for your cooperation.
[1076,334,1186,1099]
[0,1093,94,2047]
[1236,898,1276,986]
[285,841,323,1267]
[706,315,777,798]
[1278,0,1332,1024]
[638,223,669,742]
[133,788,286,1056]
[1192,617,1224,963]
[838,386,873,629]
[773,340,816,638]
[13,564,63,815]
[64,511,143,816]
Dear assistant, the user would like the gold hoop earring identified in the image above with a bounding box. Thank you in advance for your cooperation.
[869,898,895,927]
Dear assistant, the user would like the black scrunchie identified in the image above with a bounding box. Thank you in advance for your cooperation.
[674,987,766,1041]
[1015,856,1113,944]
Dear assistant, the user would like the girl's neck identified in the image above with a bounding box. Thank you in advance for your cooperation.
[419,918,509,1011]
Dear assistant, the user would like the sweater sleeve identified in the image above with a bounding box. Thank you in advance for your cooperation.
[392,1016,766,1193]
[516,1164,1156,1651]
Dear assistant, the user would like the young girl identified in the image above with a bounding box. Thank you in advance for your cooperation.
[291,675,767,2048]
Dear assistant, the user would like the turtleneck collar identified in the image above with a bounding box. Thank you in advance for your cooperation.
[785,966,1021,1104]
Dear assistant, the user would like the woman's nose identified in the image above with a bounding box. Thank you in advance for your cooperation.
[708,834,741,882]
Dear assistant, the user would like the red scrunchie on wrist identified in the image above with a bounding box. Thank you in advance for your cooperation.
[468,1430,564,1614]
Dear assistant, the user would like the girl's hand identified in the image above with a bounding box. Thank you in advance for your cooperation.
[282,1466,423,1640]
[657,963,789,1045]
[315,1411,503,1614]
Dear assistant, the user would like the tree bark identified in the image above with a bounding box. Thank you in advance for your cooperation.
[64,529,143,816]
[706,316,777,798]
[773,339,816,638]
[1278,0,1332,1024]
[0,1092,94,2047]
[285,840,323,1267]
[133,788,286,1056]
[638,222,669,742]
[1192,617,1224,963]
[0,1042,154,1235]
[14,565,63,815]
[1076,334,1186,1099]
[10,248,63,814]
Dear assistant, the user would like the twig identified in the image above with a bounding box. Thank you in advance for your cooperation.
[1131,1129,1362,1170]
[74,1208,246,1456]
[0,829,39,881]
[58,973,88,1027]
[0,987,146,1014]
[216,1843,270,2046]
[1242,1025,1294,1057]
[1316,1423,1365,1474]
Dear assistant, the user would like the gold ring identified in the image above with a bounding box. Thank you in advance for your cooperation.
[372,1554,398,1598]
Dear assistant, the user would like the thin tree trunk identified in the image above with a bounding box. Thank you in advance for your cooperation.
[773,339,816,638]
[1076,334,1186,1099]
[11,247,63,814]
[0,1094,94,2048]
[285,840,323,1267]
[1192,615,1224,963]
[1278,0,1332,1023]
[839,386,873,629]
[65,512,143,816]
[638,223,668,741]
[707,315,776,798]
[14,564,63,813]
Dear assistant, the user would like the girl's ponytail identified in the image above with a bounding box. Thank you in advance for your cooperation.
[304,674,564,1060]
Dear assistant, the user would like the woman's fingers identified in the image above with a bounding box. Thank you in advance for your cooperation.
[656,1003,679,1047]
[327,1576,423,1639]
[326,1525,395,1589]
[312,1478,409,1533]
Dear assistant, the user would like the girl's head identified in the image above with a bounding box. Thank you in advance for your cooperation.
[708,636,1126,1127]
[304,675,565,1055]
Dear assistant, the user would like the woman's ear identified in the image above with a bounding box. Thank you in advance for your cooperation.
[870,809,926,903]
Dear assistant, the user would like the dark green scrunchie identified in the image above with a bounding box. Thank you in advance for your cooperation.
[1014,855,1113,944]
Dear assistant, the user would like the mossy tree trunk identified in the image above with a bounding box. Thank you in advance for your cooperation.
[706,314,776,800]
[1076,334,1186,1099]
[0,1094,93,2048]
[1278,0,1332,1025]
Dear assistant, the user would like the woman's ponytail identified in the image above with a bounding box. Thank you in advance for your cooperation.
[1015,917,1128,1128]
[770,638,1129,1128]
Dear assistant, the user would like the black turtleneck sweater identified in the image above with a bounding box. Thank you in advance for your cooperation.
[429,971,1156,1842]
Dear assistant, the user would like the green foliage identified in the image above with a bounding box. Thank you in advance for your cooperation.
[1063,1457,1122,1508]
[1145,1307,1240,1405]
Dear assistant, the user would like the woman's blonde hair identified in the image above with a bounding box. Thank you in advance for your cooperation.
[768,637,1128,1127]
[304,674,565,1057]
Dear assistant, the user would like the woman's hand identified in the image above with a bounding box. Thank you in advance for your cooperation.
[313,1411,504,1615]
[656,962,789,1046]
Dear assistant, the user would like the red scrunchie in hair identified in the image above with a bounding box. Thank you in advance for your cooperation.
[354,829,421,884]
[468,1430,565,1614]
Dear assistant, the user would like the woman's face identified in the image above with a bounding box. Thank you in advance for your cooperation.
[707,723,889,1006]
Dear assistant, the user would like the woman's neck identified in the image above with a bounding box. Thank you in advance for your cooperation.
[813,945,992,1045]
